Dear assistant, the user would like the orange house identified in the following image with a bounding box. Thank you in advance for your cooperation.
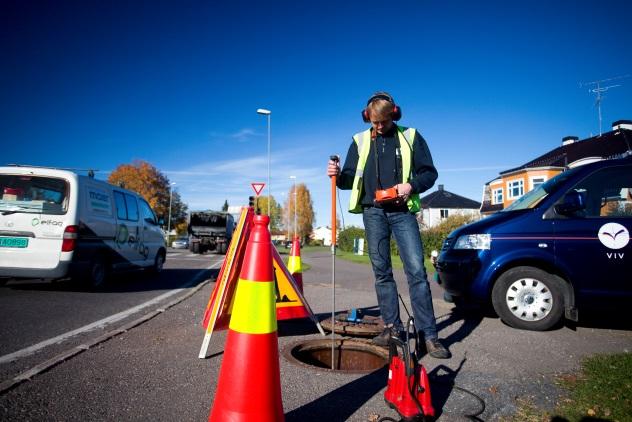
[480,120,632,215]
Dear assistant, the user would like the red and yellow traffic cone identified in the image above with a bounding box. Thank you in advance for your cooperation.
[287,235,303,293]
[209,215,284,422]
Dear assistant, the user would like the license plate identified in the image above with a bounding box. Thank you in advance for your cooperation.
[0,237,29,248]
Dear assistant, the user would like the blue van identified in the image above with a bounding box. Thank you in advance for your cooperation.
[436,154,632,330]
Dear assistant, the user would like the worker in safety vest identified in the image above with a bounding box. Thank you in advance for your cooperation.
[327,91,450,359]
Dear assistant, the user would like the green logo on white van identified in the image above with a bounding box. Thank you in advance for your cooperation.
[32,218,39,226]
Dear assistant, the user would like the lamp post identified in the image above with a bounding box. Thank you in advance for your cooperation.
[167,182,176,243]
[290,175,297,240]
[256,108,271,218]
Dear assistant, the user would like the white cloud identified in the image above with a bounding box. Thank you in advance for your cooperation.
[207,128,261,143]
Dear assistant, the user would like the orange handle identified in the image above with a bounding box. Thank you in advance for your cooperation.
[331,175,337,246]
[330,155,338,247]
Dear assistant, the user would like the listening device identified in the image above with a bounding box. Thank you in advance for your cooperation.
[374,187,400,204]
[362,91,402,123]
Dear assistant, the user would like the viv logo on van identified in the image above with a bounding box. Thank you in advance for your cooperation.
[598,223,630,250]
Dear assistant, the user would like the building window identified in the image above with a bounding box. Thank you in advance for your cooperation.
[530,176,546,190]
[492,188,503,204]
[507,180,524,199]
[440,209,449,219]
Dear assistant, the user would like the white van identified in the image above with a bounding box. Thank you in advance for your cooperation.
[0,166,167,288]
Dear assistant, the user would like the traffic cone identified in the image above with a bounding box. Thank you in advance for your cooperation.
[287,235,303,293]
[209,215,284,422]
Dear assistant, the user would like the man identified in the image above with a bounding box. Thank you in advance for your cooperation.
[327,92,450,359]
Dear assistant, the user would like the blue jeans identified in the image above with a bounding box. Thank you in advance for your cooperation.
[363,207,438,340]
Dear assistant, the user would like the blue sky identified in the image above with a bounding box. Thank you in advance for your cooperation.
[2,0,631,228]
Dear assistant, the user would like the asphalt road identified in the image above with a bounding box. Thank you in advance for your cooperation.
[0,250,223,383]
[0,247,631,421]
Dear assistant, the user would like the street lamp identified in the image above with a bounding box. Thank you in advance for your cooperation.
[167,182,176,242]
[289,175,297,240]
[256,108,271,218]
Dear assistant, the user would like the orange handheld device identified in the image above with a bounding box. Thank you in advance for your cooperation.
[375,187,399,203]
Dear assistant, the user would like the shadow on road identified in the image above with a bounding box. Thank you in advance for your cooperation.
[0,268,219,294]
[568,305,632,331]
[428,359,486,421]
[285,366,388,422]
[436,306,485,350]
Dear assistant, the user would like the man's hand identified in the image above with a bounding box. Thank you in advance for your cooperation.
[395,183,412,201]
[327,159,340,178]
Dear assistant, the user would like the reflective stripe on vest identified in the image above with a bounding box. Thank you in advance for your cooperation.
[348,126,421,213]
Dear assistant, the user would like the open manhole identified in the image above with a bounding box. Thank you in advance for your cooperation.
[283,338,389,373]
[320,312,385,337]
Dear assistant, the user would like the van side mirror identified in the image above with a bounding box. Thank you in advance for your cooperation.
[555,191,586,215]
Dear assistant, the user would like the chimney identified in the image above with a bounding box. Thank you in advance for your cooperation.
[612,120,632,131]
[562,136,578,146]
[438,184,444,191]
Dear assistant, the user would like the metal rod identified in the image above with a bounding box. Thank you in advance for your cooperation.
[330,155,338,370]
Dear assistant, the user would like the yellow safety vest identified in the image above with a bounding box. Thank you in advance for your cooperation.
[348,126,421,214]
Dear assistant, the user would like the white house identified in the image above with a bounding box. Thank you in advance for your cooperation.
[420,185,481,229]
[311,226,333,246]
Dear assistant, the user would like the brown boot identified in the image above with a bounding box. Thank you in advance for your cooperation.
[372,325,398,347]
[425,338,451,359]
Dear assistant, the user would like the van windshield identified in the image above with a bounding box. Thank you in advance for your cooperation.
[0,175,68,215]
[502,168,580,212]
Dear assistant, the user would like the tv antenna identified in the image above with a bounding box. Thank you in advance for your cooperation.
[580,74,629,136]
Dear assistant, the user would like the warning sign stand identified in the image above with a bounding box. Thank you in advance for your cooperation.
[198,203,324,359]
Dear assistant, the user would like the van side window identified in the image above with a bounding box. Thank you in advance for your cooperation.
[125,194,139,221]
[113,191,128,220]
[139,199,157,225]
[569,165,632,218]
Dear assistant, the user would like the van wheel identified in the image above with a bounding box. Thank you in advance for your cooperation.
[88,255,109,289]
[152,251,165,274]
[492,266,564,331]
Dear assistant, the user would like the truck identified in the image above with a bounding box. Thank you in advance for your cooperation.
[187,211,234,254]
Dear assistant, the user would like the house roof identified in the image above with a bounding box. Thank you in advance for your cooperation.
[421,186,481,209]
[501,127,632,175]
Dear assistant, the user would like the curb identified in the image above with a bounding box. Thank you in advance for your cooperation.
[0,277,213,395]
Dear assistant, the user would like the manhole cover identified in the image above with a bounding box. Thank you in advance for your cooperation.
[282,338,389,373]
[320,313,385,337]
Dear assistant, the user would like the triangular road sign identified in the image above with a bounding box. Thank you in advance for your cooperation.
[251,183,265,196]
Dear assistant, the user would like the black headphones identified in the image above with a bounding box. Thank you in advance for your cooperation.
[361,91,402,123]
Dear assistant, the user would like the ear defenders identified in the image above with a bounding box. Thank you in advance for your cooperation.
[361,91,402,123]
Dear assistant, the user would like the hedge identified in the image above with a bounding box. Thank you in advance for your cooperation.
[337,214,477,258]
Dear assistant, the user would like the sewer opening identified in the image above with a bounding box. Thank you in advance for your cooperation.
[283,339,389,373]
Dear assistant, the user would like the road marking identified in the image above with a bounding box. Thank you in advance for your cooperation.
[0,259,223,365]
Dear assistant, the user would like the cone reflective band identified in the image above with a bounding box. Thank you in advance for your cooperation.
[209,215,284,422]
[287,235,303,292]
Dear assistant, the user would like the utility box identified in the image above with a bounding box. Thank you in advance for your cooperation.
[353,238,365,255]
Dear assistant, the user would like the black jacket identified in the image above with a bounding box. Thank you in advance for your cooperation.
[337,125,438,210]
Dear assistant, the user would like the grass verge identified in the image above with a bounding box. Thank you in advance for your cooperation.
[506,352,632,421]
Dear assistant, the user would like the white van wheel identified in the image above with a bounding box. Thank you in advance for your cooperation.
[492,266,564,331]
[152,251,165,274]
[88,256,109,289]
